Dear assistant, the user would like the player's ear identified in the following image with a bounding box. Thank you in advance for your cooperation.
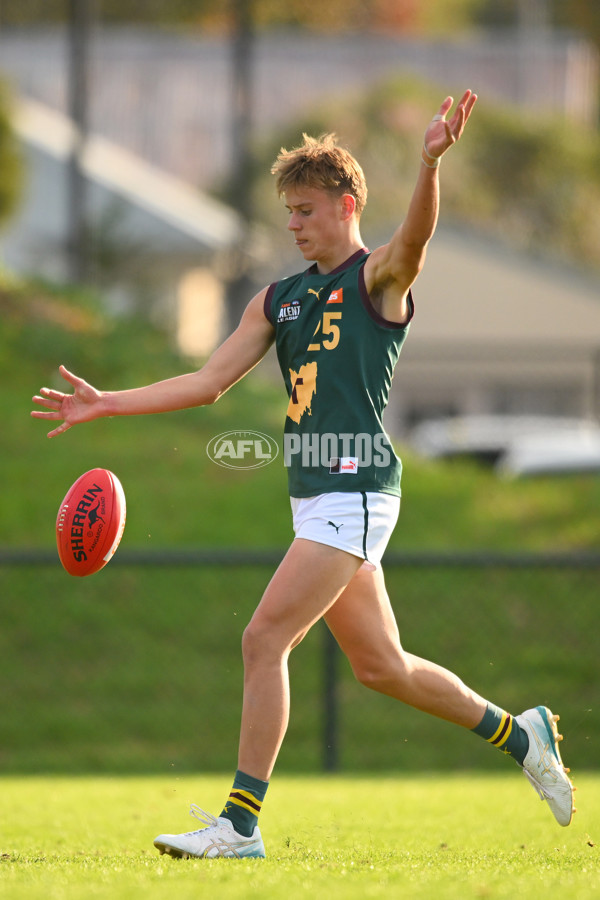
[340,193,356,220]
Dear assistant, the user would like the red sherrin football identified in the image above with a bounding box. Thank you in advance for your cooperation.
[56,468,126,576]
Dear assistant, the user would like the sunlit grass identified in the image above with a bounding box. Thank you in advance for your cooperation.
[1,774,599,899]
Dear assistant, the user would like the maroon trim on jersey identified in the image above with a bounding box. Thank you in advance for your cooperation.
[304,247,369,278]
[263,281,278,324]
[358,263,415,330]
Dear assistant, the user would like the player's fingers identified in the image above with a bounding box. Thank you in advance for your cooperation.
[437,96,453,118]
[31,396,61,411]
[39,387,66,402]
[31,408,61,420]
[58,364,82,387]
[464,92,478,119]
[47,422,71,439]
[449,103,472,141]
[453,91,477,133]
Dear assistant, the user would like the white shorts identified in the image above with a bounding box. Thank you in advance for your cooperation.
[290,491,400,569]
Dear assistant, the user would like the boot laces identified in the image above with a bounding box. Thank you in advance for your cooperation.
[187,804,219,832]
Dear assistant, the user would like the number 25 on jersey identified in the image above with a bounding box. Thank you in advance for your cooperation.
[307,311,341,352]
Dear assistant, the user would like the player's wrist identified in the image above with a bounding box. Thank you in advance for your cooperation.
[98,391,117,417]
[421,142,441,169]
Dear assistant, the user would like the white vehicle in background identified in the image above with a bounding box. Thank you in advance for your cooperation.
[408,415,600,477]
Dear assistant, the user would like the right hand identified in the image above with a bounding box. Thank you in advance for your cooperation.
[422,90,477,161]
[31,365,105,438]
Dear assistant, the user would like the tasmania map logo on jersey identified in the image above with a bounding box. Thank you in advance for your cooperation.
[277,300,302,323]
[326,289,343,304]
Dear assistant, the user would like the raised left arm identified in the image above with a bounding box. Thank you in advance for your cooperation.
[364,90,477,323]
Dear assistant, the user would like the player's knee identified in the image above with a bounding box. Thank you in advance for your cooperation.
[354,664,391,692]
[352,652,411,694]
[241,620,267,668]
[242,617,299,668]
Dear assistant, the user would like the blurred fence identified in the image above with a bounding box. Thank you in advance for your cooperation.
[0,548,598,775]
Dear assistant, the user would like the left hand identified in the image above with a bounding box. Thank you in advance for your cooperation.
[31,365,105,438]
[423,90,477,161]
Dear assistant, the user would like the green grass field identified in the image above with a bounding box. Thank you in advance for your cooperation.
[1,774,598,899]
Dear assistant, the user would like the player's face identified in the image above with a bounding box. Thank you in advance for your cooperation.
[284,186,345,263]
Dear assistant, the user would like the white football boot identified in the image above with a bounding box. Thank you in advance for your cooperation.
[154,804,265,859]
[516,706,575,826]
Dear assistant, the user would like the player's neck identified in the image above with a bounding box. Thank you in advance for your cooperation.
[313,237,365,275]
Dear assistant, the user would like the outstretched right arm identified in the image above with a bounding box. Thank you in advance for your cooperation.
[31,288,275,438]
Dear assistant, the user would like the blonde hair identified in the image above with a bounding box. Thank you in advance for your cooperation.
[271,133,367,215]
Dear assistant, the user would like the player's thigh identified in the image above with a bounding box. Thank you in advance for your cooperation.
[246,537,362,651]
[324,564,402,667]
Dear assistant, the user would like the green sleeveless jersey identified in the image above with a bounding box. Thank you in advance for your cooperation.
[264,249,413,498]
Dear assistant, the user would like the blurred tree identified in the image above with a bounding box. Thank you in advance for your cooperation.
[0,83,23,230]
[0,0,210,26]
[2,0,597,43]
[476,0,600,49]
[0,0,486,34]
[552,0,600,50]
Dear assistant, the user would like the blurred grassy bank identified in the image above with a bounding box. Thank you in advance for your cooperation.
[3,279,600,552]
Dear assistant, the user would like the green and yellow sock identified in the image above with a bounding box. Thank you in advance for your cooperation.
[220,770,269,838]
[472,703,529,764]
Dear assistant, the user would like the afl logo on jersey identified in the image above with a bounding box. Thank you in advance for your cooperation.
[277,299,302,324]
